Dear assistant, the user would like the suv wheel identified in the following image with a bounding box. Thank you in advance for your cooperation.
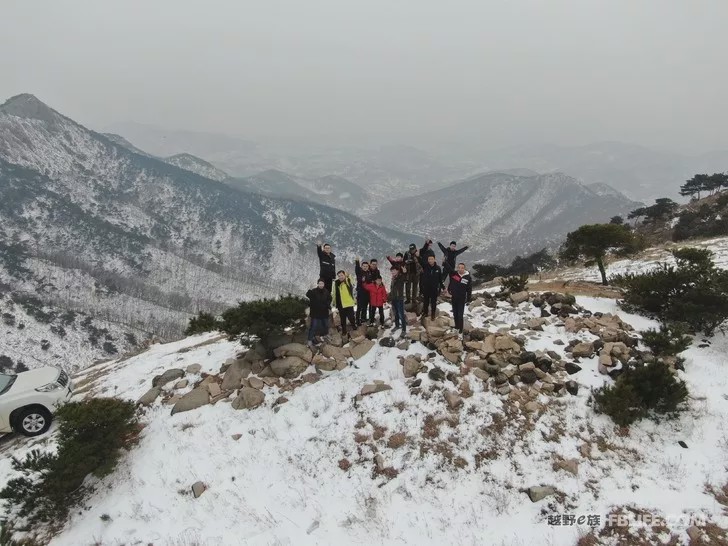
[14,407,52,437]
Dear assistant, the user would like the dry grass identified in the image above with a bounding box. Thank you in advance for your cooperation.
[706,481,728,513]
[528,280,622,299]
[579,507,682,546]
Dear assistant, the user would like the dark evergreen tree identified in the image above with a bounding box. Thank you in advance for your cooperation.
[560,223,636,285]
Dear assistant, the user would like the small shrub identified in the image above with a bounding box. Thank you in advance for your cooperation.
[40,340,51,351]
[592,362,688,426]
[0,398,137,533]
[500,274,528,293]
[0,355,13,373]
[14,361,28,373]
[184,311,221,336]
[220,295,308,341]
[2,313,15,326]
[102,341,118,355]
[641,324,692,356]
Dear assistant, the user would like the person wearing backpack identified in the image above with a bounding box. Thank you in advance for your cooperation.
[306,279,332,346]
[316,240,336,292]
[332,270,357,337]
[363,276,387,327]
[447,262,473,334]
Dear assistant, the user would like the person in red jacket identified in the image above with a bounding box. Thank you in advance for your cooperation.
[363,277,388,326]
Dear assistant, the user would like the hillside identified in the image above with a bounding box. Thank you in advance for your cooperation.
[163,153,230,182]
[0,94,412,364]
[373,172,641,262]
[2,275,726,544]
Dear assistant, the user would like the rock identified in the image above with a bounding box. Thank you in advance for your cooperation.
[231,387,265,410]
[137,387,161,406]
[540,308,551,318]
[428,367,447,382]
[403,357,421,378]
[231,433,242,441]
[248,377,265,389]
[174,379,189,389]
[396,339,410,351]
[313,354,338,371]
[686,526,704,542]
[678,440,688,449]
[564,362,582,375]
[553,339,565,346]
[494,372,509,385]
[598,352,614,368]
[526,318,545,331]
[273,343,313,362]
[535,356,552,372]
[186,363,202,374]
[207,383,221,397]
[379,337,396,348]
[441,350,460,364]
[482,335,497,354]
[221,360,251,391]
[444,391,463,410]
[524,401,540,412]
[571,342,594,358]
[374,454,385,472]
[565,380,579,396]
[556,458,579,476]
[270,356,309,379]
[191,481,206,498]
[321,344,350,361]
[484,363,500,376]
[365,326,380,339]
[510,291,530,305]
[350,339,375,360]
[527,486,556,502]
[360,383,392,396]
[494,336,520,353]
[426,326,447,338]
[471,368,490,381]
[171,387,210,415]
[152,368,185,387]
[497,384,511,395]
[519,352,537,364]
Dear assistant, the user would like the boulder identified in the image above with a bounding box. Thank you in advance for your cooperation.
[350,339,375,360]
[428,367,447,382]
[510,291,530,305]
[186,363,202,374]
[564,362,582,375]
[403,357,421,378]
[482,335,497,354]
[137,386,161,406]
[426,326,447,338]
[192,481,207,498]
[248,377,265,389]
[571,342,594,358]
[231,387,265,410]
[556,458,579,476]
[221,360,251,391]
[471,368,489,381]
[273,343,313,362]
[441,350,460,364]
[360,383,392,396]
[171,387,210,415]
[565,380,579,396]
[270,356,309,379]
[379,337,397,348]
[313,354,338,371]
[527,486,556,503]
[321,344,350,361]
[494,336,520,353]
[174,379,189,389]
[152,368,185,388]
[598,352,614,368]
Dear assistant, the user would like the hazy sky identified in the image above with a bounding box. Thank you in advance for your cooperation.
[1,0,727,152]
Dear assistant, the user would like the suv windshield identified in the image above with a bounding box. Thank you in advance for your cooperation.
[0,374,16,396]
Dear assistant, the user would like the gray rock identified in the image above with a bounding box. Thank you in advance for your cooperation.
[221,360,251,391]
[565,380,579,395]
[270,356,309,378]
[350,339,375,360]
[137,386,161,406]
[152,368,185,387]
[186,363,202,374]
[527,486,557,502]
[192,481,206,498]
[360,383,392,396]
[403,357,421,378]
[231,387,265,410]
[171,387,210,415]
[444,391,463,410]
[273,343,313,362]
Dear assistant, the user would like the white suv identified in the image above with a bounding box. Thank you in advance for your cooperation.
[0,367,74,437]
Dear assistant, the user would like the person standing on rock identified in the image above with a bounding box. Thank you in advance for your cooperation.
[403,243,421,304]
[419,238,436,297]
[419,253,444,320]
[306,279,332,347]
[447,263,472,334]
[316,241,336,292]
[438,241,469,274]
[332,270,357,338]
[387,252,406,274]
[368,258,382,281]
[363,276,387,327]
[354,257,372,327]
[389,267,407,338]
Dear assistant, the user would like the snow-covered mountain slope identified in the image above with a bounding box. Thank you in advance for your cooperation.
[3,292,725,545]
[0,94,412,353]
[372,172,641,263]
[546,235,728,284]
[162,153,230,182]
[0,291,145,373]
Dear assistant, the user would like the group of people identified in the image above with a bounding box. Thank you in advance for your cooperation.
[305,239,472,346]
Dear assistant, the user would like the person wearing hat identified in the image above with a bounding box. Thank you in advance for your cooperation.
[403,243,422,304]
[306,278,332,346]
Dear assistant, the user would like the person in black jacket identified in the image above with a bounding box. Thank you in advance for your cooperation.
[419,253,443,320]
[306,279,332,345]
[368,258,382,281]
[316,241,336,292]
[447,263,473,334]
[438,241,469,272]
[418,239,436,298]
[354,257,372,326]
[389,267,407,338]
[403,243,421,303]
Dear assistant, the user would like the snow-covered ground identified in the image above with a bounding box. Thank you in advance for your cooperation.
[2,293,726,545]
[545,235,728,283]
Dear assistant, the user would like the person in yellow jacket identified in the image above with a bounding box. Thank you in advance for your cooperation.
[332,270,357,336]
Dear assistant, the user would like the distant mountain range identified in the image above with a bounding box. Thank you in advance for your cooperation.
[0,94,412,365]
[372,171,642,262]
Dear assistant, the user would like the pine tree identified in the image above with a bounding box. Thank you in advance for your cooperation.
[560,223,635,285]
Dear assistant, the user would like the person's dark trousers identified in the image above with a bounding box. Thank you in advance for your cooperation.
[369,305,385,326]
[392,300,406,331]
[405,277,418,303]
[308,318,330,342]
[356,291,370,325]
[323,277,334,293]
[423,290,438,316]
[338,306,357,335]
[451,298,466,332]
